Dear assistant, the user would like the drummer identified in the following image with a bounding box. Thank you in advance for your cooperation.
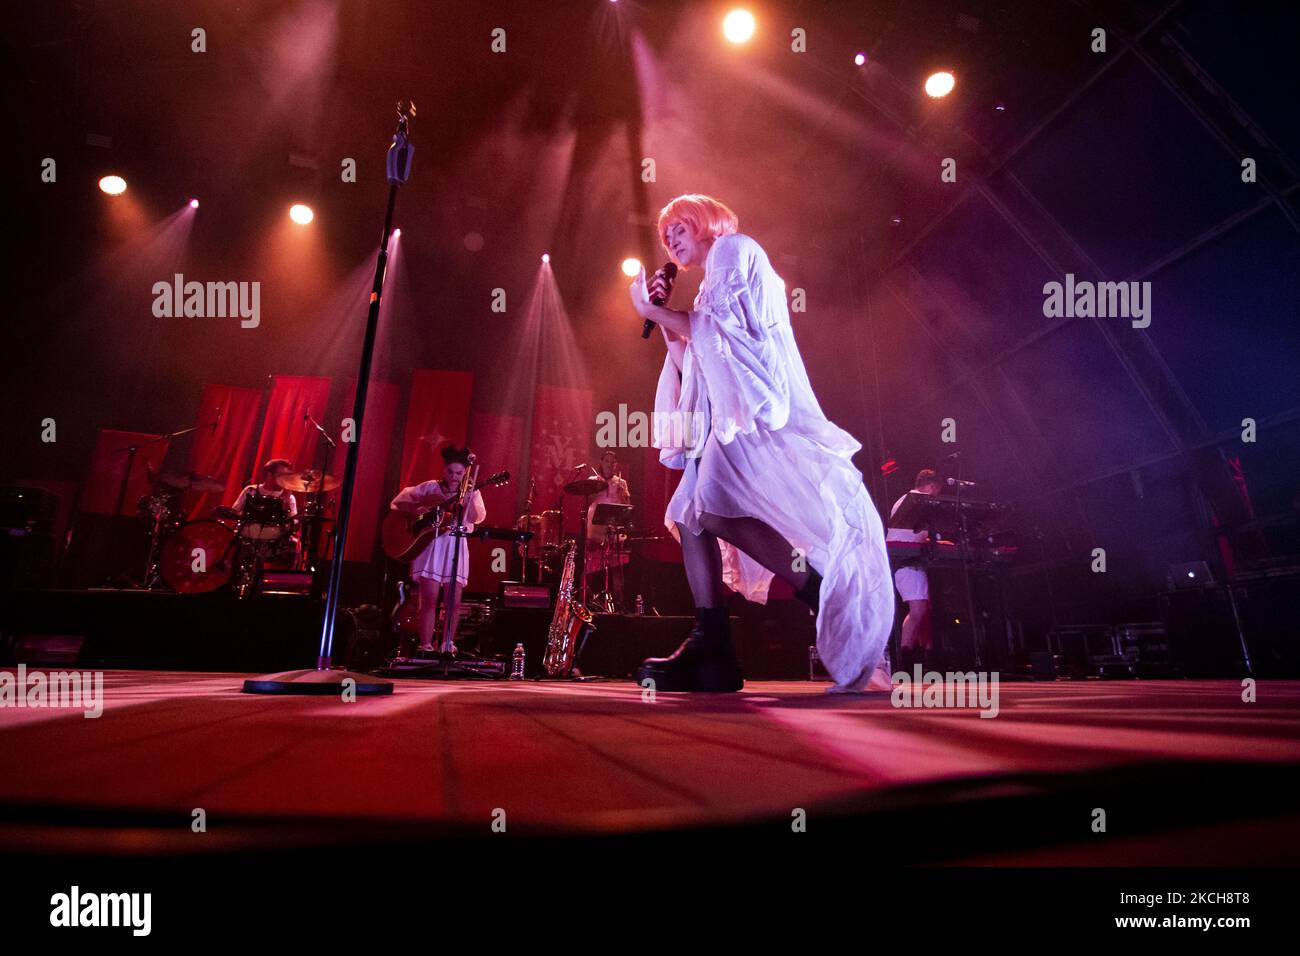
[232,458,299,520]
[586,450,631,547]
[586,451,632,595]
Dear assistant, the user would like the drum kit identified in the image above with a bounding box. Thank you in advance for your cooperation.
[513,464,667,614]
[136,468,340,597]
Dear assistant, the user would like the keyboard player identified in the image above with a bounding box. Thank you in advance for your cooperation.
[886,469,943,670]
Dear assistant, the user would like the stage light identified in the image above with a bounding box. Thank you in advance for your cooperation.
[392,228,401,238]
[99,175,127,196]
[289,203,314,225]
[854,52,867,67]
[622,257,642,277]
[541,253,550,263]
[723,9,755,44]
[189,198,200,209]
[925,71,955,98]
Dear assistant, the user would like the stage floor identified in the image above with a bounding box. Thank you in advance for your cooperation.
[2,671,1299,863]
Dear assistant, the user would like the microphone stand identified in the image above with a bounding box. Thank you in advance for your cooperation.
[103,420,212,588]
[441,460,478,659]
[952,458,983,669]
[300,411,337,587]
[244,101,417,696]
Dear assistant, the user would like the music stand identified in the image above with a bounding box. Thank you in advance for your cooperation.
[590,503,633,613]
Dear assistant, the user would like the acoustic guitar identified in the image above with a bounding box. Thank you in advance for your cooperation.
[381,471,509,561]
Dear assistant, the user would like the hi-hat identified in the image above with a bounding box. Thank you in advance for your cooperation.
[155,471,225,493]
[563,464,608,496]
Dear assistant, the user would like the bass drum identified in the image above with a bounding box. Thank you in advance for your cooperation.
[161,520,236,594]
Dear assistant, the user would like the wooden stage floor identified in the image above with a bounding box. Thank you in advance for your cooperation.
[2,670,1299,864]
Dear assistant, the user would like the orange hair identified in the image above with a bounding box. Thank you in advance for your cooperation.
[656,194,739,253]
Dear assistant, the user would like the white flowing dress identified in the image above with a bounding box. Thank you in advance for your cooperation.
[653,233,895,687]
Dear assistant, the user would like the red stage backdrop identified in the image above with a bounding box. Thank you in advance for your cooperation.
[641,443,683,563]
[469,411,524,524]
[80,429,172,515]
[186,384,263,519]
[529,384,593,535]
[466,411,526,589]
[253,376,333,479]
[399,369,473,489]
[330,379,400,562]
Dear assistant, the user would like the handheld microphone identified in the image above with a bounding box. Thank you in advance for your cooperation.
[946,477,977,488]
[641,261,678,339]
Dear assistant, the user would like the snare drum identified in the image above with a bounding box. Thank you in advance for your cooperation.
[240,492,288,541]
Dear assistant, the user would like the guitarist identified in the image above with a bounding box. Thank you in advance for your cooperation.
[390,444,487,656]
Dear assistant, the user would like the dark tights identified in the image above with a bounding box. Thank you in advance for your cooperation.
[677,513,813,608]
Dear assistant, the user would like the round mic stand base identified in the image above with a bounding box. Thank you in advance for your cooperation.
[243,668,393,695]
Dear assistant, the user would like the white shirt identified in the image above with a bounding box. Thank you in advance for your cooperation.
[233,483,297,518]
[390,480,486,533]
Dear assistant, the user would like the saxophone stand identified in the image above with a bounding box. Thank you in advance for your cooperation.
[244,100,418,696]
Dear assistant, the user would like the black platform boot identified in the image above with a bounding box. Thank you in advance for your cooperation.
[634,607,743,692]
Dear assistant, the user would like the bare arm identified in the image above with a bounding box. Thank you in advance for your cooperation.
[391,482,447,514]
[661,325,687,373]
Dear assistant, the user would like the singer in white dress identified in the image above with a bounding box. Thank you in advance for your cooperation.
[629,194,894,692]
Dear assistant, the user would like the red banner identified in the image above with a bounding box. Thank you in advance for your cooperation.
[186,384,263,519]
[469,411,525,524]
[253,376,333,480]
[641,443,683,563]
[399,369,473,489]
[80,429,172,515]
[529,384,593,534]
[330,379,400,562]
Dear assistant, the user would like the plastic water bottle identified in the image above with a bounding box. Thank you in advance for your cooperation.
[635,594,645,616]
[510,643,526,680]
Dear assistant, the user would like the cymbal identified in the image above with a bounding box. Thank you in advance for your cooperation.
[562,463,608,496]
[211,505,240,521]
[156,471,225,493]
[277,469,340,493]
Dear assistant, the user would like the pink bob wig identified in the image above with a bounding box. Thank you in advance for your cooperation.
[656,194,739,254]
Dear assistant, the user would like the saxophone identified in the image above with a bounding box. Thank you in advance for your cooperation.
[542,540,595,676]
